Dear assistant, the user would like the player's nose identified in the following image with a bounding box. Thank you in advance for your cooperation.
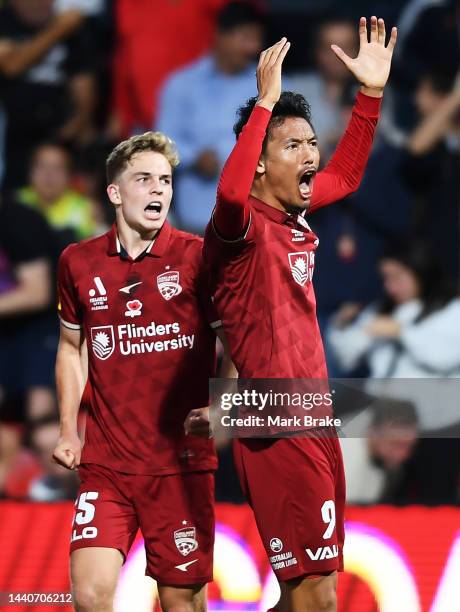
[149,179,163,195]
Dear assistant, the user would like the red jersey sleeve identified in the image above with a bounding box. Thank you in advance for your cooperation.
[57,246,82,330]
[309,92,381,213]
[213,105,272,240]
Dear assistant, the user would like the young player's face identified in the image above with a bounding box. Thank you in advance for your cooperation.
[109,151,173,235]
[260,117,320,210]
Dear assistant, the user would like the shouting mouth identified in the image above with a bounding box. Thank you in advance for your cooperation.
[298,170,316,200]
[144,201,162,219]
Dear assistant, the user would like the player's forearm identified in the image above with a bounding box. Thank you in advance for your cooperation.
[408,89,460,156]
[213,105,271,238]
[55,345,84,435]
[310,92,381,211]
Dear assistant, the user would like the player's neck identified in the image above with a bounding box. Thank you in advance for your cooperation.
[116,218,158,260]
[250,185,288,214]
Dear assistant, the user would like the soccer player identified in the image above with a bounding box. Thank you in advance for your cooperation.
[203,17,397,612]
[53,132,228,612]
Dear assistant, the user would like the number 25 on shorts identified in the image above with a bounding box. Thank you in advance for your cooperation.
[71,491,99,542]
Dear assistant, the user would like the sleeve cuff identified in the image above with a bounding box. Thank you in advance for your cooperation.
[247,104,272,131]
[59,317,82,330]
[210,320,223,330]
[355,91,382,117]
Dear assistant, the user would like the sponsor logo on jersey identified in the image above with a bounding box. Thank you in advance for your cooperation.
[88,276,109,311]
[305,544,339,561]
[124,299,142,318]
[174,526,198,556]
[157,271,182,301]
[175,559,198,572]
[270,537,283,553]
[119,281,142,295]
[291,228,306,242]
[288,251,314,286]
[269,549,298,570]
[90,325,115,360]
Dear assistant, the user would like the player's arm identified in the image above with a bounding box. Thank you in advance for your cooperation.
[310,17,397,211]
[53,324,85,470]
[213,38,290,240]
[184,327,237,438]
[0,10,83,77]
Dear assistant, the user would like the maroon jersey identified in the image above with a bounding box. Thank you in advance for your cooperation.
[204,92,381,378]
[57,222,219,475]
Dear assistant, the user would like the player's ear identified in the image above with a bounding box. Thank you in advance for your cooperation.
[256,155,266,176]
[107,183,122,206]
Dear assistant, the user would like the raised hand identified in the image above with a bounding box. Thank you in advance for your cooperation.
[331,16,397,94]
[256,37,291,111]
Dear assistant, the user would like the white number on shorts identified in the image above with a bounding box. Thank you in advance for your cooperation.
[321,500,336,540]
[75,491,99,525]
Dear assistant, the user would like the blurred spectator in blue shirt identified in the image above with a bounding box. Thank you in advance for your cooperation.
[290,16,358,162]
[156,1,266,234]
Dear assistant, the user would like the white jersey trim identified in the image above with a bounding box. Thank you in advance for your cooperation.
[210,319,223,329]
[59,317,82,330]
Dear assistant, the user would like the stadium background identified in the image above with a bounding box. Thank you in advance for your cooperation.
[0,0,459,610]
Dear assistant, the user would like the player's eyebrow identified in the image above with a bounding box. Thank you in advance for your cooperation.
[133,171,151,177]
[283,135,318,144]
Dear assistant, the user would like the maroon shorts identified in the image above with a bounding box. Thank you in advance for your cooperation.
[233,432,345,581]
[70,464,215,585]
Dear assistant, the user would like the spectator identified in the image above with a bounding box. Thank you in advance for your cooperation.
[402,71,460,284]
[17,142,99,252]
[0,198,56,494]
[0,0,97,188]
[28,414,79,501]
[156,1,266,233]
[328,243,460,503]
[341,399,418,504]
[393,0,460,128]
[290,16,358,161]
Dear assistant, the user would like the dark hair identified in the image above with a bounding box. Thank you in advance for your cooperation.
[217,1,266,33]
[29,140,72,171]
[378,241,457,321]
[234,91,313,148]
[371,398,418,429]
[419,69,456,95]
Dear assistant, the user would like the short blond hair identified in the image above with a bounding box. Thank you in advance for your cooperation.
[106,131,180,183]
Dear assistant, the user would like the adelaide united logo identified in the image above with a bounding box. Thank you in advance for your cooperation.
[288,251,314,287]
[174,526,198,556]
[157,270,182,301]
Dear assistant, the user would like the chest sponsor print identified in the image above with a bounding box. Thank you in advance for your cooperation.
[288,251,315,286]
[90,325,115,360]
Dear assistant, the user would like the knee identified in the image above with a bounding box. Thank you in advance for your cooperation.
[72,582,115,612]
[160,603,194,612]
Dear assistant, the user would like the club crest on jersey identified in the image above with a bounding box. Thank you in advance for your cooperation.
[90,325,115,360]
[124,299,142,317]
[157,271,182,301]
[288,252,314,286]
[174,526,198,556]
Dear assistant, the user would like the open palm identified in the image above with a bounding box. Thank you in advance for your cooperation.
[331,16,397,90]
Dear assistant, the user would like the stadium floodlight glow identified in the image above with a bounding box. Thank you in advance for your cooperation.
[345,522,421,611]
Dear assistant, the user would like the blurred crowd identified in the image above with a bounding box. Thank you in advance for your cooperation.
[0,0,459,505]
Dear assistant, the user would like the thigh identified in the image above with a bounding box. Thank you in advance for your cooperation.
[71,547,124,602]
[136,471,215,586]
[238,436,344,580]
[70,464,139,561]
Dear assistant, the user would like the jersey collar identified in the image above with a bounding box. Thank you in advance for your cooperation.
[249,196,311,231]
[106,221,172,259]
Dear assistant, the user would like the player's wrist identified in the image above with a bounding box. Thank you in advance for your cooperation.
[359,85,384,98]
[256,97,276,112]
